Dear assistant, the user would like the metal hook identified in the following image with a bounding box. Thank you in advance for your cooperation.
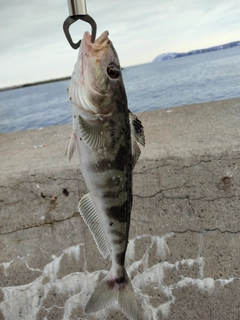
[63,14,97,49]
[63,0,97,49]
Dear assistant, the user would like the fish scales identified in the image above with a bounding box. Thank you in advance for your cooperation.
[82,114,132,261]
[65,30,145,320]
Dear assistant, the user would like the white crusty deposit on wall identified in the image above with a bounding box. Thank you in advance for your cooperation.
[0,233,238,320]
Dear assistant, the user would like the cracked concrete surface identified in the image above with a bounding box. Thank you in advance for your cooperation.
[0,98,240,319]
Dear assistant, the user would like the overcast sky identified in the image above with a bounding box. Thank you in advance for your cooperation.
[0,0,240,87]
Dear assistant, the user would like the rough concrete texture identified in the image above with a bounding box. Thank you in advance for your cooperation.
[0,98,240,320]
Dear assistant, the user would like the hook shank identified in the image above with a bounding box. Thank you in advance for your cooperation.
[63,1,97,49]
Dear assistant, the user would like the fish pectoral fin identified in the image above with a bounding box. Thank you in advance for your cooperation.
[79,193,110,259]
[129,110,145,147]
[131,137,141,169]
[64,132,77,162]
[78,115,105,149]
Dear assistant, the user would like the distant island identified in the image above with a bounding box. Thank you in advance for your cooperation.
[153,40,240,62]
[0,76,71,92]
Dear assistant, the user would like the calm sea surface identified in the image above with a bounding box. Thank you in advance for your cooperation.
[0,46,240,133]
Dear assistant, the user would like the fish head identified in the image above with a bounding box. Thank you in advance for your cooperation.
[76,30,127,114]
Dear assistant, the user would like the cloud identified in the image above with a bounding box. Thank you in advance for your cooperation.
[0,0,240,87]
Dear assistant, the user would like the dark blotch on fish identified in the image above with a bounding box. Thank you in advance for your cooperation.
[106,201,128,223]
[88,144,129,173]
[115,276,125,284]
[111,229,125,238]
[116,251,125,266]
[103,191,119,199]
[113,238,123,245]
[114,145,128,171]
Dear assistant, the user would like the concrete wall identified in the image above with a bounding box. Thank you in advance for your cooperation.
[1,98,240,320]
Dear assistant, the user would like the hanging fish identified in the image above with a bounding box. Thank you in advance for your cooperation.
[65,30,145,320]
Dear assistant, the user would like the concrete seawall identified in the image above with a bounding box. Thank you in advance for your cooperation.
[1,98,240,320]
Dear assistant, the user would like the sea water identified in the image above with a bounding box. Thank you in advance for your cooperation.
[0,46,240,133]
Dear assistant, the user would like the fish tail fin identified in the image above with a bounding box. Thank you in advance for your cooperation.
[118,270,139,320]
[85,268,139,320]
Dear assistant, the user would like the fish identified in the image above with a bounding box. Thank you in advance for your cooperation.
[65,30,145,320]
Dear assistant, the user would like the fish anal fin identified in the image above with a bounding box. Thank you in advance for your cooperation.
[64,132,77,162]
[79,115,105,149]
[79,193,110,259]
[85,268,139,320]
[129,110,145,147]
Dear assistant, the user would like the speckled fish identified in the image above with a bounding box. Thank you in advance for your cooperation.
[65,30,145,320]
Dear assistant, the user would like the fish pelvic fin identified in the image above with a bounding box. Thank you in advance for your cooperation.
[85,268,139,320]
[64,132,77,162]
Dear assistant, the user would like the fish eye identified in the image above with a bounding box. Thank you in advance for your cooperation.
[107,65,120,79]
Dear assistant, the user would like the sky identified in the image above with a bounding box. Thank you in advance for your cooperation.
[0,0,240,88]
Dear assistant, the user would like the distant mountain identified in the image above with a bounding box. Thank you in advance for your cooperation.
[153,40,240,62]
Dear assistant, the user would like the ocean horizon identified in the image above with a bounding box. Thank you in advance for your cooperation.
[0,45,240,133]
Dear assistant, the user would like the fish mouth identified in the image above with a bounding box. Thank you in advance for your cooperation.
[81,31,110,97]
[94,30,110,48]
[83,30,110,55]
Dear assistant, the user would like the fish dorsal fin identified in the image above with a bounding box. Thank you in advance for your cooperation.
[64,132,77,162]
[131,137,141,169]
[129,110,145,168]
[79,115,105,149]
[79,193,110,259]
[129,110,145,147]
